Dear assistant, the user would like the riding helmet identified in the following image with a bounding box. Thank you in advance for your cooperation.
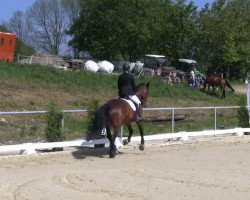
[123,64,130,71]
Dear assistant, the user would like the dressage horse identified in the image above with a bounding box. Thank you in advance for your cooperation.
[87,82,149,158]
[203,75,234,98]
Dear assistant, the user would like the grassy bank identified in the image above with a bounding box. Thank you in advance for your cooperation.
[0,61,246,144]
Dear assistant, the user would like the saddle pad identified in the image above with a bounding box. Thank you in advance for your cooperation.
[120,98,136,111]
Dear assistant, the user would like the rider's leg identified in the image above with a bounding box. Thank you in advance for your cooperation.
[136,103,142,119]
[128,95,142,120]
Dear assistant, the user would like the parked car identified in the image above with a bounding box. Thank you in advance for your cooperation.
[138,54,169,76]
[138,54,184,84]
[177,59,198,73]
[143,54,169,69]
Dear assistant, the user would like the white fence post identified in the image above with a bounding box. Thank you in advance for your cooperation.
[235,128,244,137]
[23,143,36,155]
[171,108,175,133]
[29,55,33,64]
[214,107,217,130]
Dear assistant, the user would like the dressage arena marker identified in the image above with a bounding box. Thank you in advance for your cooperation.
[0,127,249,155]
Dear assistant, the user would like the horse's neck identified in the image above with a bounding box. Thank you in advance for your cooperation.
[135,92,142,101]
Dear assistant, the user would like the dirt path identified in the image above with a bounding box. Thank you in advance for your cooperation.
[0,136,250,200]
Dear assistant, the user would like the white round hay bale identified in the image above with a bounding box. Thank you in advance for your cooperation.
[98,60,114,73]
[84,60,99,72]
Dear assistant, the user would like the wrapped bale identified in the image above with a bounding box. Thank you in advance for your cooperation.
[84,60,99,72]
[98,60,114,73]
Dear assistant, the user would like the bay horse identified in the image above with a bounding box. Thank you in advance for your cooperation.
[87,82,149,158]
[203,75,234,98]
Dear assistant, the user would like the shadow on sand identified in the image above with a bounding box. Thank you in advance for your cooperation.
[71,146,110,159]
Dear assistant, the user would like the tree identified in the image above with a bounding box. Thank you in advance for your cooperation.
[61,0,82,27]
[61,0,82,58]
[195,0,250,79]
[68,0,153,60]
[68,0,198,61]
[8,11,27,54]
[26,0,69,55]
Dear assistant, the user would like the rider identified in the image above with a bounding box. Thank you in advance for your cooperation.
[190,67,195,89]
[118,63,142,121]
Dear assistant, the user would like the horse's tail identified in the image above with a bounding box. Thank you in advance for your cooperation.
[225,80,235,92]
[86,104,109,141]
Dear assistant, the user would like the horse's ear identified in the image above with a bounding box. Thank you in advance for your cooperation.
[146,82,149,89]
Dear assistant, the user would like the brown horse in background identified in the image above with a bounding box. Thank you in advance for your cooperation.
[87,82,149,158]
[203,75,234,98]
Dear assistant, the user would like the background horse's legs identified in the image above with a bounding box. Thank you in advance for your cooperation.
[221,87,226,98]
[212,86,216,94]
[207,85,210,94]
[135,121,145,151]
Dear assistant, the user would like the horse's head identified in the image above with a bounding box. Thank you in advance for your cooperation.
[135,82,149,107]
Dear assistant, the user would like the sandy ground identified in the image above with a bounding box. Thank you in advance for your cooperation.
[0,136,250,200]
[233,85,247,95]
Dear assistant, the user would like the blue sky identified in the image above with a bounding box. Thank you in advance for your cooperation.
[0,0,215,22]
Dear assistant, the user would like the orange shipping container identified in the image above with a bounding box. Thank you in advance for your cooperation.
[0,32,16,62]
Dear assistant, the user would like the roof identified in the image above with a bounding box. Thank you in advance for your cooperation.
[145,54,166,58]
[0,31,16,36]
[178,58,197,64]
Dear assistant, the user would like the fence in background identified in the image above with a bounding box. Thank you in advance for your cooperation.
[0,105,242,134]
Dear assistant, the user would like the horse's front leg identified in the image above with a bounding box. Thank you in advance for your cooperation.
[207,85,210,94]
[123,124,133,145]
[135,121,145,151]
[221,88,225,99]
[212,86,216,94]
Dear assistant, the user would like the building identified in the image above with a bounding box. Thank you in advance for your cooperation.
[0,32,16,62]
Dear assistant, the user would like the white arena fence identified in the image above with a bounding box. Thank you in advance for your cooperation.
[0,106,249,155]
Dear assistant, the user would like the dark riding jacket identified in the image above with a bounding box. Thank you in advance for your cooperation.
[117,72,136,98]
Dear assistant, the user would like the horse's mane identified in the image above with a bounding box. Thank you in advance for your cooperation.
[135,83,146,92]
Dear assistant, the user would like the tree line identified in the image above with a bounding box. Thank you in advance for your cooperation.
[1,0,250,79]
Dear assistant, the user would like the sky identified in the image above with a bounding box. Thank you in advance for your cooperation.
[0,0,215,22]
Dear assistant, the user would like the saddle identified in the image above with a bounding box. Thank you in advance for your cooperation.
[120,98,136,111]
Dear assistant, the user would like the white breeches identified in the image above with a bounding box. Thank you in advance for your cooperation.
[128,95,141,106]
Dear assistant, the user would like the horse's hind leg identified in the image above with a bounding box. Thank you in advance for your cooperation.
[113,127,121,154]
[106,125,116,158]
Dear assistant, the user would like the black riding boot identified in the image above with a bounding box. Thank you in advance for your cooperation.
[135,104,142,121]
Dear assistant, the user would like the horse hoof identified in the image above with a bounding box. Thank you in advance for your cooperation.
[109,152,116,158]
[123,139,128,145]
[139,144,144,151]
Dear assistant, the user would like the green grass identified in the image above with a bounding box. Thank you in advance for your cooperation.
[0,61,247,143]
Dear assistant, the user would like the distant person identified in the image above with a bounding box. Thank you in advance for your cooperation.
[117,64,142,121]
[190,67,195,89]
[194,67,204,89]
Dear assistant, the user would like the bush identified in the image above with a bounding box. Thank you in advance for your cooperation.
[237,99,249,128]
[45,102,64,142]
[86,100,100,133]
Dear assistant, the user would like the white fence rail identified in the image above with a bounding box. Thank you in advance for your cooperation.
[0,106,247,156]
[0,105,242,133]
[0,127,249,155]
